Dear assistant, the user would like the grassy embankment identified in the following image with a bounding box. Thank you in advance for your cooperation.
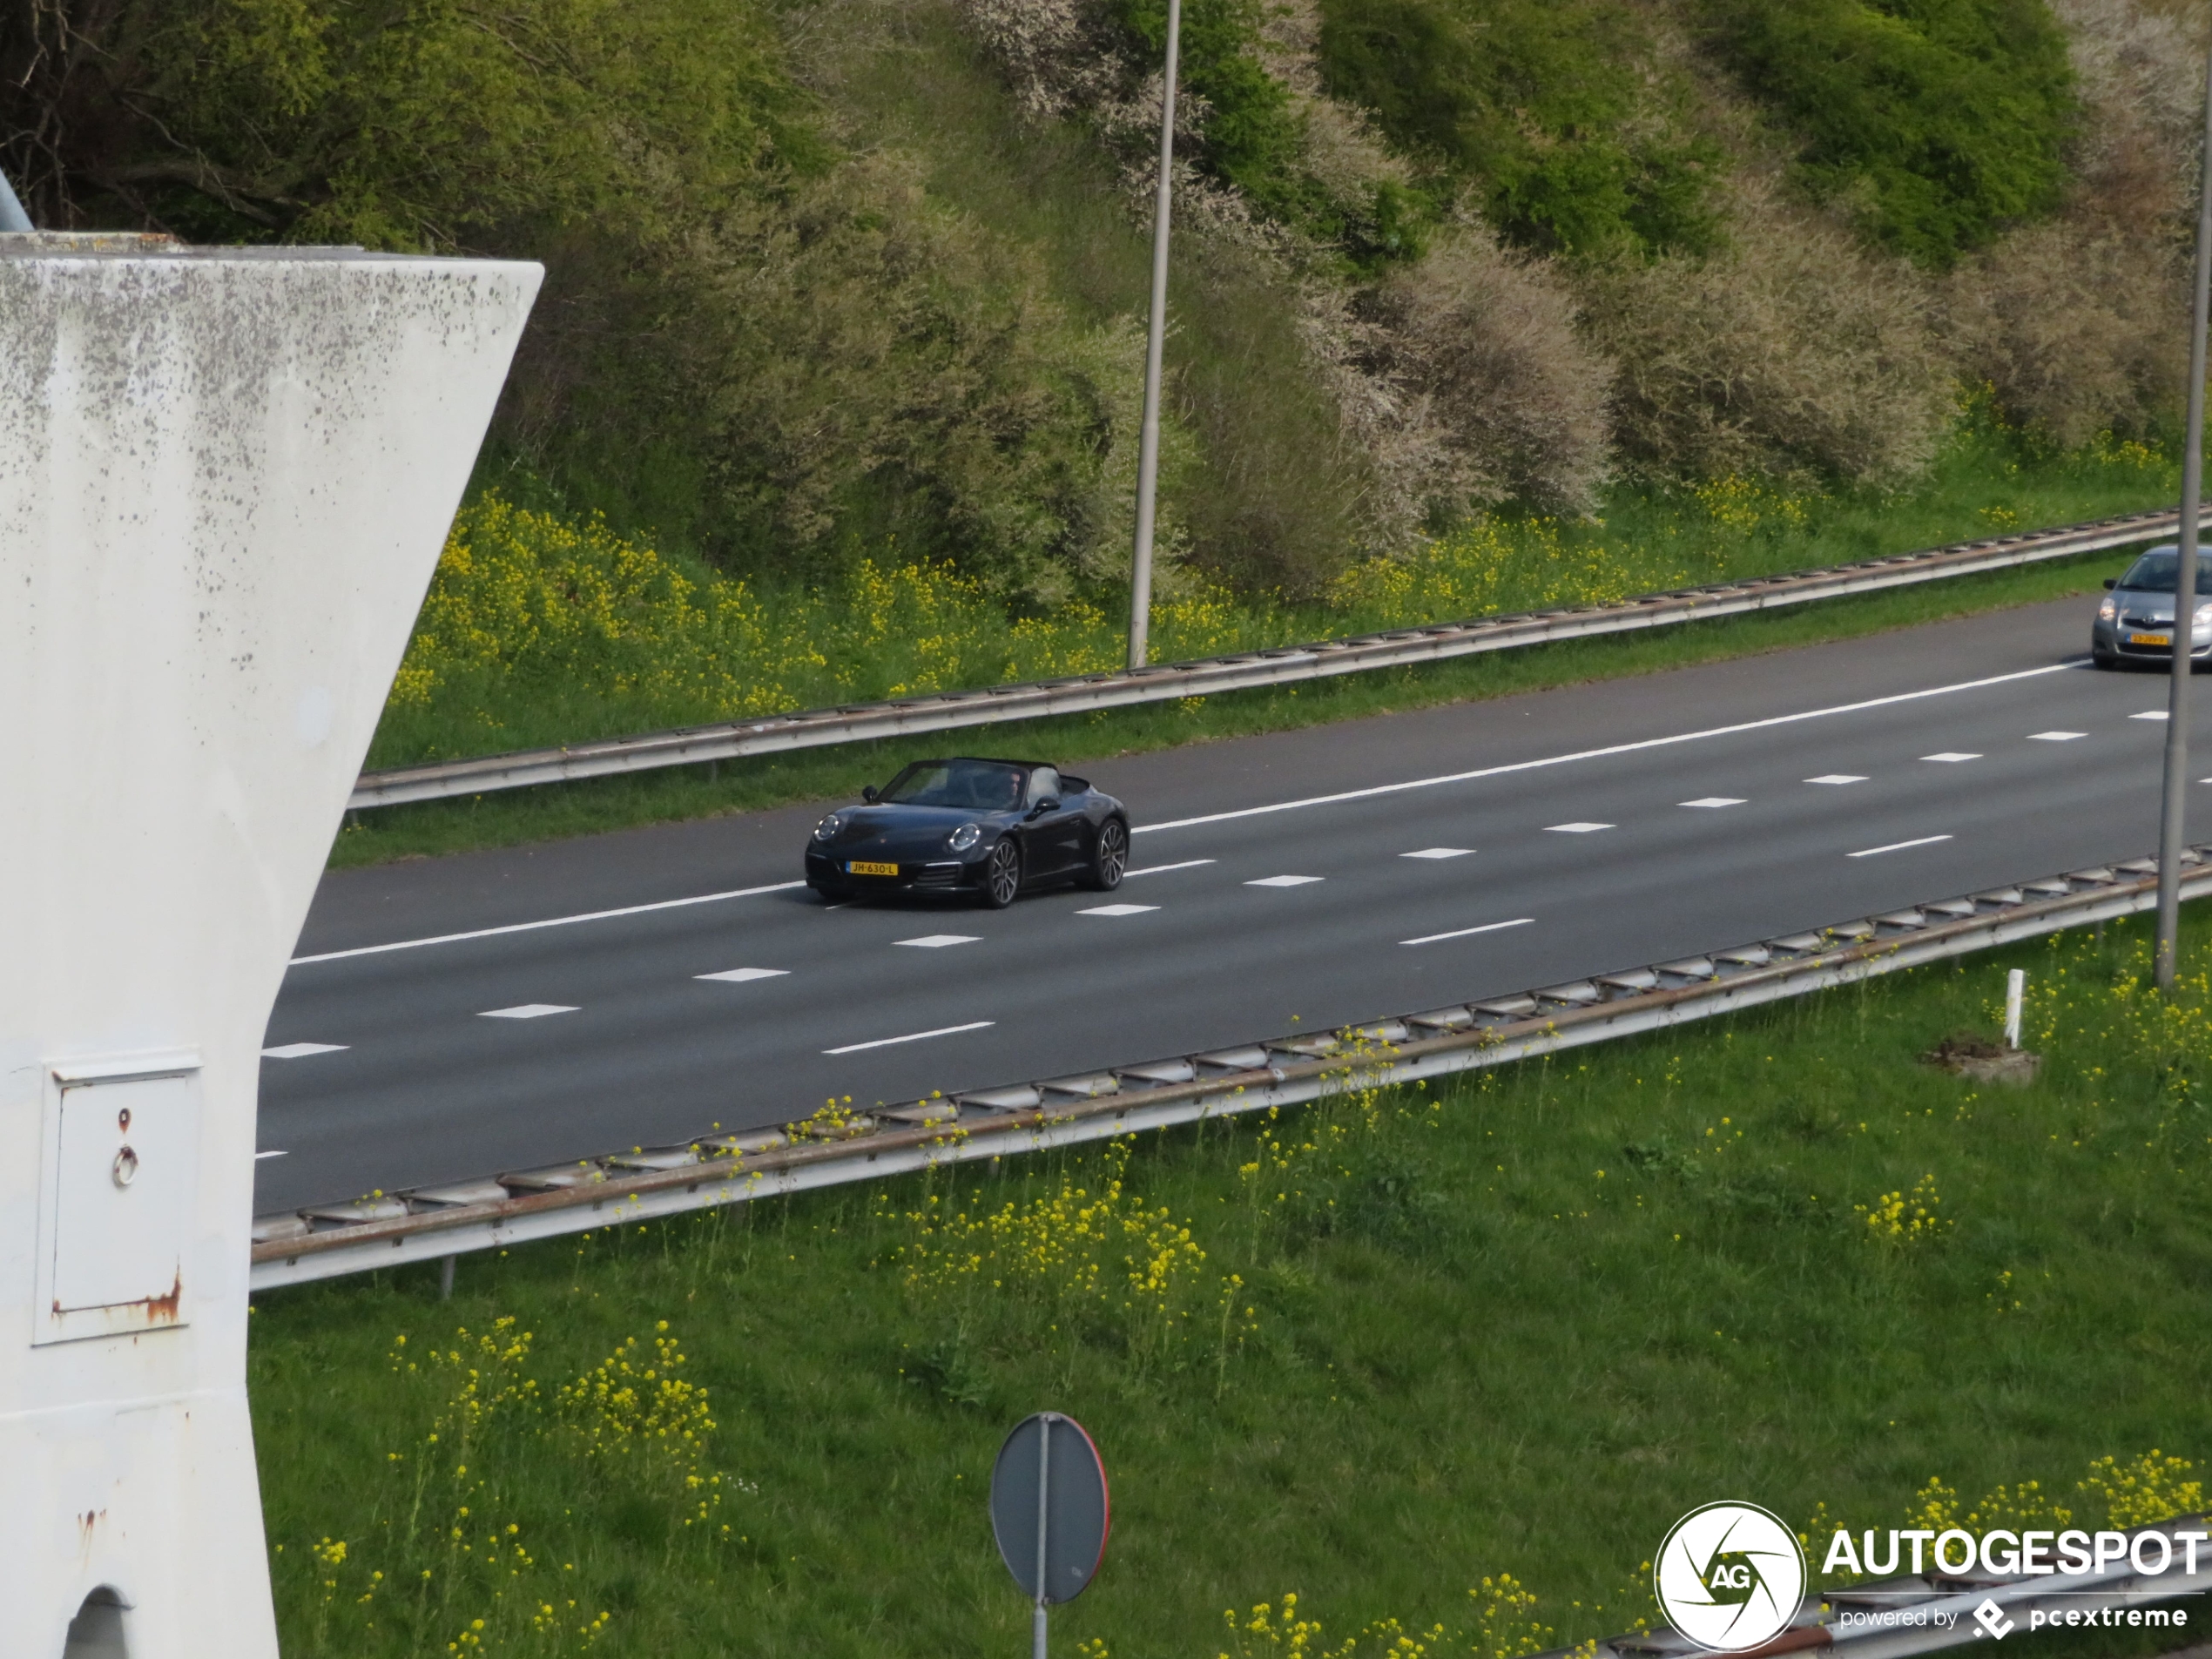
[335,426,2179,870]
[253,908,2212,1658]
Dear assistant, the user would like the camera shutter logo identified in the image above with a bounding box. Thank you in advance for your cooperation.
[1654,1501,1807,1652]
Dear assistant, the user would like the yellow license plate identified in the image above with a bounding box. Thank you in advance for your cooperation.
[847,860,899,876]
[2132,631,2172,646]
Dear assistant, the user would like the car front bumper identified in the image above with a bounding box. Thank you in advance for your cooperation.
[806,848,986,894]
[2094,615,2212,660]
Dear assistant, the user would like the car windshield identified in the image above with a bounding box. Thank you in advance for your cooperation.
[878,759,1027,810]
[2118,550,2212,592]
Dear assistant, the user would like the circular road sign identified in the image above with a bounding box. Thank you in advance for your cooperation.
[989,1413,1110,1607]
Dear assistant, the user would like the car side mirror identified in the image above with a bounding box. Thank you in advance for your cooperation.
[1029,796,1059,817]
[2104,577,2118,590]
[861,785,878,803]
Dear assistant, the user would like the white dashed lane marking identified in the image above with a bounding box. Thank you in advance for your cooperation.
[254,1150,288,1161]
[2028,731,2085,741]
[696,968,789,982]
[1247,874,1324,887]
[1136,662,2073,833]
[1400,917,1535,947]
[2134,710,2171,721]
[1546,822,1614,833]
[1679,798,1744,809]
[1920,752,1980,763]
[1805,774,1866,786]
[1847,834,1953,859]
[824,1020,995,1055]
[478,1003,579,1020]
[1078,903,1157,917]
[1123,860,1216,877]
[894,934,981,948]
[262,1042,348,1059]
[1402,847,1474,860]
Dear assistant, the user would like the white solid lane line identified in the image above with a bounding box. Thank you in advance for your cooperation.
[895,934,981,948]
[1247,874,1324,887]
[1920,752,1980,763]
[1679,798,1744,808]
[1401,917,1535,946]
[1805,774,1866,785]
[2028,731,2086,741]
[1123,860,1217,877]
[1078,903,1157,916]
[1136,660,2074,834]
[290,879,809,965]
[479,1003,579,1019]
[1402,847,1474,860]
[262,1042,348,1059]
[254,1150,288,1160]
[825,1020,994,1055]
[1547,821,1614,833]
[1847,834,1953,859]
[697,967,789,982]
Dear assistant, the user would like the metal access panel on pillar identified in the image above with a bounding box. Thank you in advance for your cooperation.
[36,1055,203,1345]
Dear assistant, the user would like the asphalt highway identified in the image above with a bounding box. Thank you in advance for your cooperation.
[256,594,2211,1211]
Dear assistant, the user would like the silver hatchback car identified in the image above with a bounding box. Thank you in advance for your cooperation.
[2093,543,2212,669]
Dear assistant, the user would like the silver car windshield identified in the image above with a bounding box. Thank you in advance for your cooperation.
[2118,550,2212,593]
[879,759,1026,810]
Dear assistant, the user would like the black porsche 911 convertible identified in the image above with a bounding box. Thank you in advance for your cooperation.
[804,756,1130,907]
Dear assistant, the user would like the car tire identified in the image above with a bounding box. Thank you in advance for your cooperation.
[1082,818,1129,891]
[979,839,1022,908]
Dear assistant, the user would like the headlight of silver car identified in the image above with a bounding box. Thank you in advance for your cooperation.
[2194,602,2212,626]
[948,822,981,853]
[2099,597,2118,621]
[813,812,845,843]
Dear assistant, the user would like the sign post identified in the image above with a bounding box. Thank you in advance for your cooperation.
[990,1412,1110,1658]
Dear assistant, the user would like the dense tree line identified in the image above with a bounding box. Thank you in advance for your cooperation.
[0,0,2188,602]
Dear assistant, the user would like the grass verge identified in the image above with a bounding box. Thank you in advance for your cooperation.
[253,907,2212,1658]
[334,542,2121,869]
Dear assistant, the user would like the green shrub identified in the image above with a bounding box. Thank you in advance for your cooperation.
[1704,0,2079,266]
[1315,0,1724,259]
[0,0,804,251]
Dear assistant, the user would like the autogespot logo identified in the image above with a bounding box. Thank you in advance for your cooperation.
[1655,1501,1808,1653]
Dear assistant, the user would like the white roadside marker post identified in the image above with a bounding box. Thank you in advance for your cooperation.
[2005,969,2025,1051]
[1,230,536,1659]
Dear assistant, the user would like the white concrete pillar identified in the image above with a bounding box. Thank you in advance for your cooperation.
[0,233,538,1658]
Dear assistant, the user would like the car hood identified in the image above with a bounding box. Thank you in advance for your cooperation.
[819,805,1006,855]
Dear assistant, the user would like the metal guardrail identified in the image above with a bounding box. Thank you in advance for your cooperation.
[349,508,2199,810]
[1545,1512,2211,1658]
[249,846,2211,1289]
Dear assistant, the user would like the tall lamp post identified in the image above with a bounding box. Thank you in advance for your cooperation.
[2157,21,2212,992]
[1127,0,1183,671]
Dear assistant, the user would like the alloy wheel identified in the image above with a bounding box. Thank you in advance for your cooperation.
[983,840,1021,907]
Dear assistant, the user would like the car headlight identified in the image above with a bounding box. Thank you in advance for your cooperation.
[2195,602,2212,625]
[948,822,981,853]
[2100,597,2118,621]
[812,812,845,844]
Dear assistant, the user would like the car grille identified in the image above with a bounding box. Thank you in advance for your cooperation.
[914,862,962,887]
